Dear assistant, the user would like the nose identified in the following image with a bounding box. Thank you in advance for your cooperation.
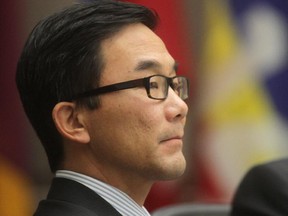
[165,87,188,122]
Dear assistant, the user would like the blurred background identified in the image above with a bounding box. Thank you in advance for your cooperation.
[1,0,288,215]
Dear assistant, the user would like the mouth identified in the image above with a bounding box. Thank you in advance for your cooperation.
[160,130,184,142]
[160,136,182,143]
[159,135,184,148]
[159,128,184,148]
[159,136,183,154]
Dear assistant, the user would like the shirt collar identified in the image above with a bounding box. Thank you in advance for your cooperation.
[55,170,150,216]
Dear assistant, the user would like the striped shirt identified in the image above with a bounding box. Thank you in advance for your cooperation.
[55,170,151,216]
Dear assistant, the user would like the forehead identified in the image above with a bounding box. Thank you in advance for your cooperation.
[100,23,175,82]
[103,23,166,51]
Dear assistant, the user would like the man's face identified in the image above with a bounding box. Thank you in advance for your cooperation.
[83,23,188,184]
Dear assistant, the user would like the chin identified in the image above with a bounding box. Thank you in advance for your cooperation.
[158,155,187,180]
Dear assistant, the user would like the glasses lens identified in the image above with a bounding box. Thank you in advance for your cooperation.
[149,75,168,99]
[148,75,189,100]
[172,77,189,100]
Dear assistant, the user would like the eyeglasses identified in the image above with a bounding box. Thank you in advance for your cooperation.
[71,74,189,101]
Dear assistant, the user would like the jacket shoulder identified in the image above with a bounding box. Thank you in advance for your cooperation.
[33,178,122,216]
[34,199,97,216]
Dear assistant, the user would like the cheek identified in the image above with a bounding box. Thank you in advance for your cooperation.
[112,104,162,158]
[112,96,163,133]
[131,105,161,135]
[89,94,165,152]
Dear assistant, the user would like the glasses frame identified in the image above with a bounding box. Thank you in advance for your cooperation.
[71,74,189,101]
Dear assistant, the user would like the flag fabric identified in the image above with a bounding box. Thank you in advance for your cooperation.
[0,1,35,216]
[0,156,34,216]
[194,0,288,202]
[230,0,288,123]
[0,0,27,169]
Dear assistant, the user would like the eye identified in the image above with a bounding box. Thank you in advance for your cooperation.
[150,81,159,89]
[172,81,182,93]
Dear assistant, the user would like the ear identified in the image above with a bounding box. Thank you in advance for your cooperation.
[52,102,90,144]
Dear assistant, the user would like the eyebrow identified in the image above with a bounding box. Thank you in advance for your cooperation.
[134,59,179,74]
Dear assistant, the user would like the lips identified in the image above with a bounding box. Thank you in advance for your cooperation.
[159,133,184,144]
[159,127,184,144]
[161,136,182,143]
[159,137,183,155]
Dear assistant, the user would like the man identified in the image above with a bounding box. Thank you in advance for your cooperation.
[231,158,288,216]
[16,0,189,215]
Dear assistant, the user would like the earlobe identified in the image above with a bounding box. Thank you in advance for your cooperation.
[52,102,90,144]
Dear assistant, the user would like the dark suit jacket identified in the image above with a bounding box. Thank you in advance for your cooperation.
[231,158,288,216]
[34,178,122,216]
